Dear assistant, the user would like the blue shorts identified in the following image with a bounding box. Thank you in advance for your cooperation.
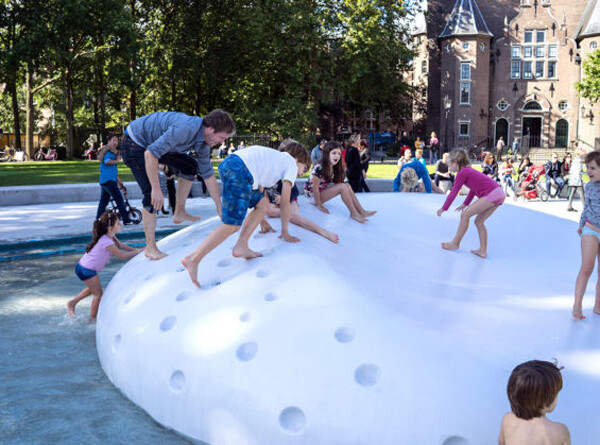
[581,225,600,241]
[75,263,97,281]
[218,155,265,226]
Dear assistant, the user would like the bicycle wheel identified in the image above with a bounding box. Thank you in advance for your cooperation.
[540,191,549,202]
[129,208,142,224]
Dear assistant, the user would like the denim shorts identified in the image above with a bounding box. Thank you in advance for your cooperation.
[581,225,600,241]
[75,263,97,281]
[218,155,265,226]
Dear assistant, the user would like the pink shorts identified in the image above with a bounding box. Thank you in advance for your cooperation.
[482,187,505,205]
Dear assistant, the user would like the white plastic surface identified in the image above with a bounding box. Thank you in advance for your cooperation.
[97,193,600,444]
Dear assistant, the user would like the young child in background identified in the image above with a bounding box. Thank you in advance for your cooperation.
[67,212,142,320]
[393,158,445,193]
[573,150,600,319]
[498,360,570,445]
[264,140,339,243]
[437,149,505,258]
[500,157,515,195]
[304,141,376,223]
[182,144,310,287]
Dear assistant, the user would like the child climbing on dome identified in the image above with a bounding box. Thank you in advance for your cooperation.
[573,150,600,320]
[436,149,505,258]
[182,144,311,288]
[67,211,142,320]
[262,139,339,243]
[393,157,445,193]
[304,141,376,223]
[498,360,570,445]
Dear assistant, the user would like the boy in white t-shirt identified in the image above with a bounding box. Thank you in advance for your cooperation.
[182,144,311,287]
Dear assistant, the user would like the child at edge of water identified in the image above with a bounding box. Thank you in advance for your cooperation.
[436,149,505,258]
[573,150,600,320]
[498,360,570,445]
[182,144,311,288]
[304,141,376,223]
[67,211,142,320]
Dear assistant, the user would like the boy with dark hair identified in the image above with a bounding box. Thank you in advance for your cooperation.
[182,145,310,287]
[499,360,570,445]
[121,109,235,260]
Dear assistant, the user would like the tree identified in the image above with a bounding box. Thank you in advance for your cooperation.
[576,49,600,103]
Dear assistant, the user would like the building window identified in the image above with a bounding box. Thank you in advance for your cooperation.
[536,30,546,43]
[591,41,598,50]
[460,83,470,104]
[445,43,451,53]
[524,30,533,43]
[558,101,569,112]
[421,60,427,74]
[524,46,533,58]
[536,46,545,58]
[462,42,470,49]
[548,45,558,58]
[535,61,544,78]
[365,109,376,130]
[497,100,509,111]
[480,42,486,52]
[511,46,521,59]
[548,61,557,78]
[511,61,521,79]
[523,61,533,79]
[459,121,470,137]
[460,63,471,80]
[524,101,542,110]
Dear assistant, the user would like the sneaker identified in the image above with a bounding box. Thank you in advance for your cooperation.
[567,208,578,212]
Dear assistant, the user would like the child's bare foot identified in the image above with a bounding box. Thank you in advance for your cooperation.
[145,247,168,260]
[441,241,459,250]
[173,212,201,224]
[67,301,76,318]
[350,213,367,223]
[322,231,339,243]
[470,249,487,258]
[572,305,586,320]
[259,221,275,234]
[362,210,377,217]
[182,256,201,288]
[232,246,263,259]
[593,306,600,315]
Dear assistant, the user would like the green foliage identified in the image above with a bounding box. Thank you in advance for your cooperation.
[576,49,600,103]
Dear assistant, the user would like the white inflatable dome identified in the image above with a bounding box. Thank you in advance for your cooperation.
[97,193,599,444]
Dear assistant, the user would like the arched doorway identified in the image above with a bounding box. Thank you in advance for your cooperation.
[555,119,569,148]
[495,118,509,147]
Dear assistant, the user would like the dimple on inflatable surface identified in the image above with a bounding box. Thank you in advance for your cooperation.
[97,193,600,444]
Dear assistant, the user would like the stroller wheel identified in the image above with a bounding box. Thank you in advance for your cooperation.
[540,191,549,202]
[129,208,143,224]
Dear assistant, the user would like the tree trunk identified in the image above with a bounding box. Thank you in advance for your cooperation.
[64,69,75,159]
[25,67,35,157]
[8,77,22,150]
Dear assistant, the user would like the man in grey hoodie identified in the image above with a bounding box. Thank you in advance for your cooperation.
[122,109,235,259]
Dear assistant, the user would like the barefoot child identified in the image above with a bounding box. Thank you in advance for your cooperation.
[436,149,505,258]
[67,212,142,320]
[264,140,339,243]
[304,141,376,223]
[573,150,600,320]
[182,144,311,287]
[393,158,445,193]
[498,360,571,445]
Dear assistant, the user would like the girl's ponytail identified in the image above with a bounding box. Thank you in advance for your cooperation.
[86,211,118,252]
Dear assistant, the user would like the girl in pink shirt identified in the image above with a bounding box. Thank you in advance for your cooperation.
[436,149,505,258]
[67,211,141,320]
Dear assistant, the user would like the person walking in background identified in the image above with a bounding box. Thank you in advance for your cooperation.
[511,137,520,161]
[95,134,133,225]
[345,133,363,193]
[496,136,506,160]
[311,139,326,166]
[358,141,371,193]
[121,109,234,260]
[428,131,440,164]
[567,145,586,212]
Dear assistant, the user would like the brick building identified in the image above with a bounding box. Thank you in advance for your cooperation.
[413,0,600,154]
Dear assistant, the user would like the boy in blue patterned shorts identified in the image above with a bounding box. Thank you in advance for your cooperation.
[182,144,311,287]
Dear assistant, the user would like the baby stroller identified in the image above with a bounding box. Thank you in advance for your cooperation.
[514,164,549,202]
[107,184,142,224]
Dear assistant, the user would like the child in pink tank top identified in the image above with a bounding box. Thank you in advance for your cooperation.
[436,149,505,259]
[67,212,141,321]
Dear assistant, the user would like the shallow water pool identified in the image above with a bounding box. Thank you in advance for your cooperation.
[0,236,191,444]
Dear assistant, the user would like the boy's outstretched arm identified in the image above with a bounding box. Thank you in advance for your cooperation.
[279,181,300,243]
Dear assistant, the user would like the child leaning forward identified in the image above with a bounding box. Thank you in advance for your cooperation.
[437,149,505,258]
[182,145,310,287]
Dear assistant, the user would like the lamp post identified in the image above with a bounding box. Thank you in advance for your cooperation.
[120,102,127,135]
[443,95,452,154]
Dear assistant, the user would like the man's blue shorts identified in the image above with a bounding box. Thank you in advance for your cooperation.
[75,263,97,281]
[219,155,265,226]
